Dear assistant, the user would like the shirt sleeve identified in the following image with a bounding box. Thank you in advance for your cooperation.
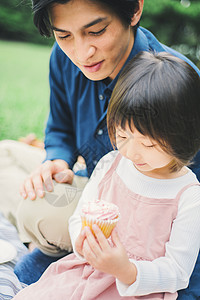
[116,185,200,296]
[44,43,77,169]
[68,151,118,258]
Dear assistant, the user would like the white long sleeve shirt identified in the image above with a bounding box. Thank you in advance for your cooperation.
[69,151,200,297]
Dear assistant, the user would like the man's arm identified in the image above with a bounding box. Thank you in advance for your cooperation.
[20,43,77,199]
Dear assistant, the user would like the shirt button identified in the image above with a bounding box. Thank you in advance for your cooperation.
[97,129,103,135]
[99,94,104,101]
[93,160,98,166]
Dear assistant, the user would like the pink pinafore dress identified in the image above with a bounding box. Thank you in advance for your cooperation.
[14,153,192,300]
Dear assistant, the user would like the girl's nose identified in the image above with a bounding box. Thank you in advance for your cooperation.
[132,153,141,161]
[126,143,141,161]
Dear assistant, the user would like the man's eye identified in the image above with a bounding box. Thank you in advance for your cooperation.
[89,26,107,36]
[58,34,70,40]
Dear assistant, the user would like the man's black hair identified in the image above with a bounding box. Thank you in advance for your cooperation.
[32,0,139,37]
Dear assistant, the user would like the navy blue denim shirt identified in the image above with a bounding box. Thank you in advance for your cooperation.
[45,27,200,178]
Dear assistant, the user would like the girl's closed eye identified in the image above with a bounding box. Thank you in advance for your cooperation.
[143,143,156,148]
[117,134,127,140]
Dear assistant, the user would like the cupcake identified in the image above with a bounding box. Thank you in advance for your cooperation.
[81,200,120,238]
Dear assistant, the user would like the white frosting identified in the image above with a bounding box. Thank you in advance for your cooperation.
[81,200,119,220]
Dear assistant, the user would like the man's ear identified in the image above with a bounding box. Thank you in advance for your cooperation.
[130,0,144,27]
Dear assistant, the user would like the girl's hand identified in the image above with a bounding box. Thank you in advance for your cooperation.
[75,229,86,257]
[82,225,137,285]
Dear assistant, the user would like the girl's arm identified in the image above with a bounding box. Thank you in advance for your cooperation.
[116,185,200,297]
[68,151,118,256]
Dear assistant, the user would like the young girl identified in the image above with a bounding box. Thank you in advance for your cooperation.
[14,52,200,299]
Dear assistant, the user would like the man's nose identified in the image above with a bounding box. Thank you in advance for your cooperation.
[74,38,95,63]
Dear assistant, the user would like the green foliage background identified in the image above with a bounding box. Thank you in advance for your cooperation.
[0,40,50,140]
[142,0,200,67]
[0,0,53,46]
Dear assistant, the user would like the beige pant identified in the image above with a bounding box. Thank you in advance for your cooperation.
[0,140,88,255]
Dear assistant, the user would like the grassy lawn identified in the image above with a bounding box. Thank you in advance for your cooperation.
[0,40,52,141]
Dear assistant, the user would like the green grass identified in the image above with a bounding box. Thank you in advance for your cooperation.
[0,40,52,140]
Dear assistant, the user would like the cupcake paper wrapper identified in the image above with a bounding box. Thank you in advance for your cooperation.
[81,215,120,238]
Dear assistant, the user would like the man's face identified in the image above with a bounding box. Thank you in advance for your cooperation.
[50,0,135,81]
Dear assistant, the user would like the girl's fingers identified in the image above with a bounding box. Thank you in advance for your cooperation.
[91,224,110,250]
[83,238,97,262]
[75,230,86,256]
[111,228,121,247]
[85,226,102,255]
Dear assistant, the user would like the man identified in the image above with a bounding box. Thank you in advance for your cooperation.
[1,0,199,297]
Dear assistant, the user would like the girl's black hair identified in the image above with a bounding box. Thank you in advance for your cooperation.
[107,51,200,171]
[31,0,139,37]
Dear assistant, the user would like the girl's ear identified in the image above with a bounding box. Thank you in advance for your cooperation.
[130,0,144,27]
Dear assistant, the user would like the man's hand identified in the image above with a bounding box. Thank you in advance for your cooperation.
[82,225,137,285]
[20,159,74,200]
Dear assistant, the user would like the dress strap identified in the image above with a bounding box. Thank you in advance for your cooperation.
[99,152,122,185]
[111,152,122,169]
[175,182,200,201]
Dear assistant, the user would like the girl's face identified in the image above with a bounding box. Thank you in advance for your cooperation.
[49,0,140,81]
[116,125,175,179]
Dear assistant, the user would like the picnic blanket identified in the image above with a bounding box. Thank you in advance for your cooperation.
[0,213,28,299]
